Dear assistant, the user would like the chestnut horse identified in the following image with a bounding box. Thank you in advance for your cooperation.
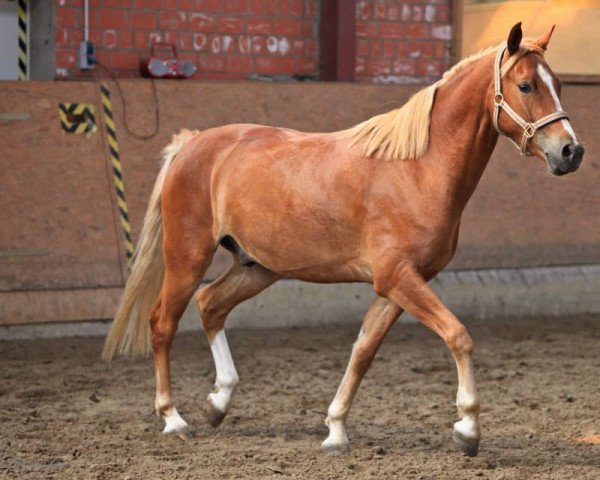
[103,23,584,456]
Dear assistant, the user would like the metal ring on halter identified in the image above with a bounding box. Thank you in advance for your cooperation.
[523,124,536,138]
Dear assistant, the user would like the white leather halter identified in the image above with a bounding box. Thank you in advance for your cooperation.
[493,46,569,156]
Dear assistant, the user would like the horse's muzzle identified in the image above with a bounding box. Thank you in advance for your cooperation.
[549,143,585,176]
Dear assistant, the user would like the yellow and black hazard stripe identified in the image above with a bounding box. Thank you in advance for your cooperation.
[58,103,97,134]
[17,0,27,81]
[100,83,134,263]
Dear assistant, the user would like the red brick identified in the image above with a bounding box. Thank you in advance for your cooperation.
[273,19,301,36]
[195,0,221,12]
[368,58,391,75]
[159,12,187,30]
[102,30,118,49]
[306,0,318,17]
[193,33,207,51]
[357,1,373,20]
[56,7,79,28]
[356,21,378,38]
[238,35,252,54]
[374,1,386,20]
[130,11,156,29]
[387,4,399,21]
[297,58,318,74]
[357,39,370,56]
[290,0,303,17]
[134,31,149,49]
[383,40,397,58]
[226,55,253,73]
[222,0,235,13]
[56,48,77,68]
[97,9,127,29]
[370,40,383,58]
[55,28,69,47]
[179,32,193,51]
[198,54,226,71]
[380,23,404,39]
[355,56,366,74]
[71,29,83,46]
[235,0,250,14]
[251,35,266,54]
[417,58,443,77]
[292,39,304,55]
[118,31,134,49]
[165,31,179,46]
[218,17,243,33]
[246,18,272,34]
[300,20,314,37]
[305,38,317,56]
[255,56,295,74]
[405,23,429,39]
[189,13,216,32]
[111,51,139,69]
[179,0,195,9]
[434,40,448,59]
[104,0,133,7]
[393,59,416,75]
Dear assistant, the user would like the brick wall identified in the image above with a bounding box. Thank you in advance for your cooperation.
[355,0,452,84]
[54,0,319,79]
[54,0,453,84]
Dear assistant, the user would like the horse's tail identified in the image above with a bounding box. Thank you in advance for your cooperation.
[102,129,199,361]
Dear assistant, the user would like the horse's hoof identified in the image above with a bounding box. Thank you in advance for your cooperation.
[321,438,351,456]
[174,426,194,441]
[162,410,193,441]
[453,418,480,457]
[202,399,226,428]
[453,429,479,457]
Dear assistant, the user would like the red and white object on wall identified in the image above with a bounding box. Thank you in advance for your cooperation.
[139,42,196,79]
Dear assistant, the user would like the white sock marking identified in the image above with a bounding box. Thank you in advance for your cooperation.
[162,407,189,434]
[208,330,239,413]
[537,63,578,142]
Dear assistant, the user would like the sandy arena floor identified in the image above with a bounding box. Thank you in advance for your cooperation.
[1,315,598,479]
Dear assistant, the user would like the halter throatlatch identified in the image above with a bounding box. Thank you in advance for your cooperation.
[493,46,569,156]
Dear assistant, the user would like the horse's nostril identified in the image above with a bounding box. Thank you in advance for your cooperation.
[562,144,575,160]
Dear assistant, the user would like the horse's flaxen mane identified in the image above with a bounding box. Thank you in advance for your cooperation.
[341,40,544,161]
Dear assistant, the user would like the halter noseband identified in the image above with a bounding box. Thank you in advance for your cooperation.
[493,46,569,156]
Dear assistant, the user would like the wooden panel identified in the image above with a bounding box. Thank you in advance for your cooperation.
[0,82,124,291]
[462,0,600,77]
[1,79,599,324]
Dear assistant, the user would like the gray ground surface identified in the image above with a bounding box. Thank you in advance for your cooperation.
[1,315,598,479]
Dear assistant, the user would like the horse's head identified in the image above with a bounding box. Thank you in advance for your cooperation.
[494,22,584,175]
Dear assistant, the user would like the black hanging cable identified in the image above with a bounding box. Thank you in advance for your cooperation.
[94,61,160,140]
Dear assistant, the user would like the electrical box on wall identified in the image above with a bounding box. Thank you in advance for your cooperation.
[79,40,95,70]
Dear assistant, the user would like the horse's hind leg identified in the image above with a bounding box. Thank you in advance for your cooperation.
[196,260,280,426]
[323,297,403,454]
[151,242,215,440]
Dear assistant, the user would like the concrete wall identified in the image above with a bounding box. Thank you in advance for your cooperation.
[0,80,598,324]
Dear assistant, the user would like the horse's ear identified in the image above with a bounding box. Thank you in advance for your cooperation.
[507,22,523,55]
[534,25,556,51]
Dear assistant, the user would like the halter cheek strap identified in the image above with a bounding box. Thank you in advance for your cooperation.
[493,46,569,156]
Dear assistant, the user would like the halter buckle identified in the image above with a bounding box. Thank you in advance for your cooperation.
[523,124,536,139]
[494,93,504,106]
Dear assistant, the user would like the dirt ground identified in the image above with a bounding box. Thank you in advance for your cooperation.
[1,315,598,479]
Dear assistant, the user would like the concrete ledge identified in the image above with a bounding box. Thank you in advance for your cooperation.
[1,264,598,340]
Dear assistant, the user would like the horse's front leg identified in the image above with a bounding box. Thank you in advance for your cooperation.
[375,262,481,456]
[322,297,402,454]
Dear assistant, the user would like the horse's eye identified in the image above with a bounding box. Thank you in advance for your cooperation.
[518,83,532,93]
